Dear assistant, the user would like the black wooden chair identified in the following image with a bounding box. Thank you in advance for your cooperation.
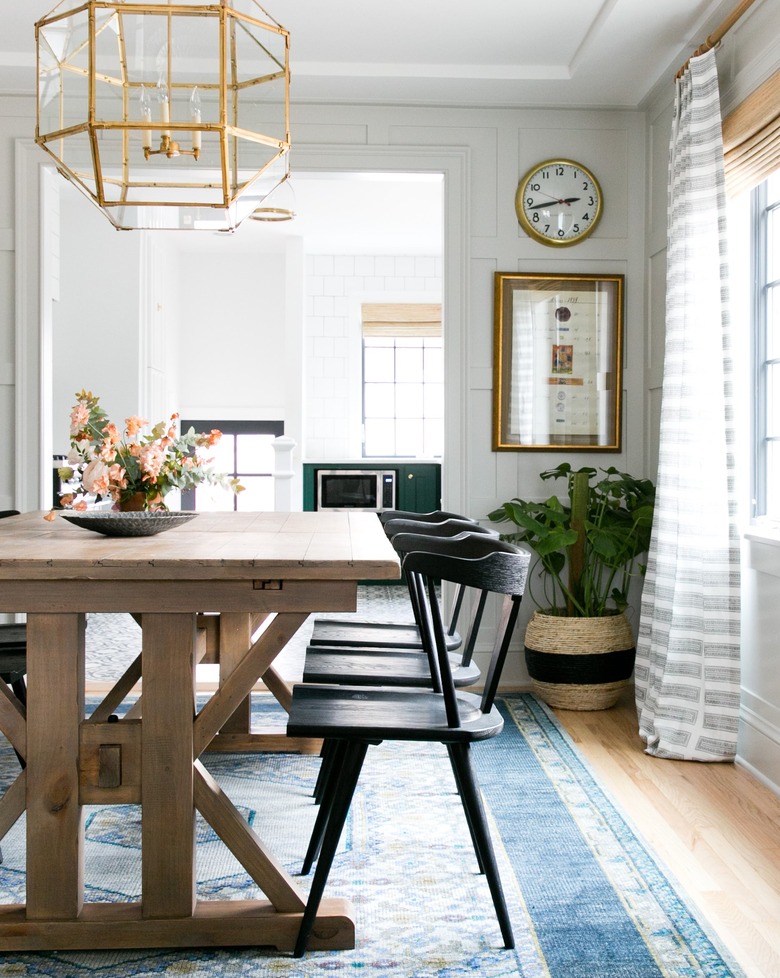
[0,511,27,710]
[305,527,499,805]
[302,529,502,691]
[308,516,492,653]
[378,508,466,526]
[287,538,530,957]
[0,511,26,855]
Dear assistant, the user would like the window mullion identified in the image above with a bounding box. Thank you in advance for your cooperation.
[754,180,770,518]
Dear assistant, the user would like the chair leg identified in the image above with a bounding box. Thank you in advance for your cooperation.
[11,678,26,707]
[447,743,514,950]
[302,740,350,874]
[446,747,485,874]
[294,741,369,958]
[313,738,337,804]
[6,678,26,769]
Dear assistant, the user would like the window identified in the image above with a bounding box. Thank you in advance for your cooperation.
[361,303,443,458]
[752,171,780,522]
[180,419,283,511]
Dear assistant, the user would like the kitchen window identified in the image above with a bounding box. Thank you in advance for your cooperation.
[752,170,780,522]
[180,419,283,511]
[362,303,443,458]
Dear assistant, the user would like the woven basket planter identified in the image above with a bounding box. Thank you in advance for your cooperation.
[524,610,636,710]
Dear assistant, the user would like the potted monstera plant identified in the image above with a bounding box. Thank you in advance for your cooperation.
[488,463,656,710]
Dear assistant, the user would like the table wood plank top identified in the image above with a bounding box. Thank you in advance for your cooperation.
[0,510,401,583]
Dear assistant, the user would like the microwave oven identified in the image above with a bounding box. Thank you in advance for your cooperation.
[315,469,396,513]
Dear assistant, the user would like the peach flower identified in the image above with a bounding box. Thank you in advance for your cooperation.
[138,443,166,481]
[69,402,90,436]
[125,416,148,437]
[81,458,110,495]
[102,423,121,446]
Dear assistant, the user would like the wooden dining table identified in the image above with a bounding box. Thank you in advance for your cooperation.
[0,509,400,953]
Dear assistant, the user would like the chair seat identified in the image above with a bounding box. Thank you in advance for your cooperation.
[0,625,27,683]
[302,647,481,688]
[288,684,502,743]
[308,618,461,651]
[0,653,27,681]
[0,624,26,648]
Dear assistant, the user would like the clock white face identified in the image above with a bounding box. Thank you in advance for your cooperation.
[516,160,602,246]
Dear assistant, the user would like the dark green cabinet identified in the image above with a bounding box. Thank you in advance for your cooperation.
[302,462,441,514]
[395,464,440,514]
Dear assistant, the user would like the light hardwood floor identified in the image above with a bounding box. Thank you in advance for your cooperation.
[553,685,780,978]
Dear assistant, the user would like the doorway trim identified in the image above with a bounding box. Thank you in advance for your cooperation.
[15,140,469,515]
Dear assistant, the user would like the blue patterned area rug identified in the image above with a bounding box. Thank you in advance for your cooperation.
[0,694,744,978]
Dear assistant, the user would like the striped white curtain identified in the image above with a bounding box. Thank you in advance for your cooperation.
[634,50,741,761]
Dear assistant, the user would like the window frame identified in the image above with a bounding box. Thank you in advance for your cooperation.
[751,177,780,522]
[361,333,443,458]
[360,302,444,460]
[180,419,283,511]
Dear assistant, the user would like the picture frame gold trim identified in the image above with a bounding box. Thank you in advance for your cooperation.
[492,272,623,451]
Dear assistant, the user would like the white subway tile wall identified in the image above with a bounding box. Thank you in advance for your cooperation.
[304,254,443,459]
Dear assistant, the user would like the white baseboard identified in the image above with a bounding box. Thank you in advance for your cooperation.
[737,696,780,798]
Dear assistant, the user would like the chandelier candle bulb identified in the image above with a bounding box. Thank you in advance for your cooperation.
[158,83,170,136]
[139,86,152,152]
[190,87,201,156]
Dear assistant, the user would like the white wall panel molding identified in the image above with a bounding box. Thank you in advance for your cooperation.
[14,138,45,511]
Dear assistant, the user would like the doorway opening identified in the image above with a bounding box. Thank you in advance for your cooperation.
[21,144,463,516]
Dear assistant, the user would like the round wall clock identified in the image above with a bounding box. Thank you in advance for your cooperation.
[515,159,602,247]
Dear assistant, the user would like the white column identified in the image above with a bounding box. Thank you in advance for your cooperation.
[272,436,296,511]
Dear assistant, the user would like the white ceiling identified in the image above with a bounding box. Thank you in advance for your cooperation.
[3,1,736,109]
[3,0,741,254]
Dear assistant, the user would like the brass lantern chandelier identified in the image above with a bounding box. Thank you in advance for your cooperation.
[35,0,291,231]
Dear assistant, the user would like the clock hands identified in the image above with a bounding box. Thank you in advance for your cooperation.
[527,197,580,209]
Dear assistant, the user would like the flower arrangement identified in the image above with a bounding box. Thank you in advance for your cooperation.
[58,390,243,512]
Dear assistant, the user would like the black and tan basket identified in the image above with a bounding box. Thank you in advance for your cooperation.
[524,611,636,710]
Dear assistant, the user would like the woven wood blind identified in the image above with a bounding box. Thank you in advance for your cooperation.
[362,303,442,338]
[722,68,780,196]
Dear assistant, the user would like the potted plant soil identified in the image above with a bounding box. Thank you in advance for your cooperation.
[488,464,656,709]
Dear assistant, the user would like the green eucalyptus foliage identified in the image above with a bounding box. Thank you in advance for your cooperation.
[487,463,656,617]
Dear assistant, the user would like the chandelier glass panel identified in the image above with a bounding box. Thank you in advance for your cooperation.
[35,1,290,231]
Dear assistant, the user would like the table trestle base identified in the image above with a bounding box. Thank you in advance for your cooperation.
[0,898,355,952]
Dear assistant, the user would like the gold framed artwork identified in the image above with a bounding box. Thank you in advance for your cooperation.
[492,272,623,451]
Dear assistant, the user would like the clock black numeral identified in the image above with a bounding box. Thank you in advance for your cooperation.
[582,181,589,190]
[557,229,565,238]
[572,224,580,233]
[532,212,540,223]
[530,182,541,191]
[555,166,564,176]
[588,196,595,205]
[544,225,551,234]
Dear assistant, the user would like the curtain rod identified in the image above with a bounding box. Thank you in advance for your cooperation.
[676,0,760,78]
